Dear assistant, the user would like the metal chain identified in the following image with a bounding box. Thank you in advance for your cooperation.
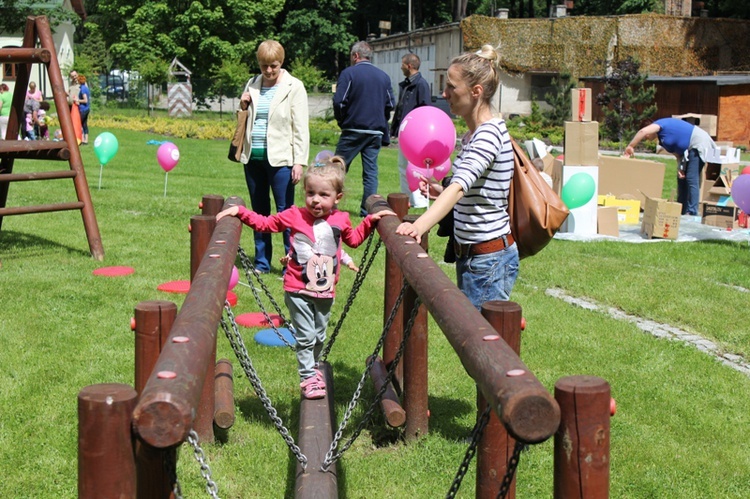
[220,304,308,470]
[187,429,220,499]
[321,280,418,470]
[320,233,382,362]
[446,405,492,499]
[446,404,525,499]
[496,441,525,499]
[237,246,296,350]
[164,448,183,499]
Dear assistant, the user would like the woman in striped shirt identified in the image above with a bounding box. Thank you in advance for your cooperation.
[396,45,518,309]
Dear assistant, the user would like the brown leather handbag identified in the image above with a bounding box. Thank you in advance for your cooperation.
[227,101,248,163]
[508,137,569,259]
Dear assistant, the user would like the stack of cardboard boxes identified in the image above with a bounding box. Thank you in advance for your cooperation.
[563,88,599,235]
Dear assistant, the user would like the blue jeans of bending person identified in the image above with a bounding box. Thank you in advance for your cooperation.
[456,243,519,311]
[285,292,333,381]
[335,131,382,217]
[676,148,704,216]
[243,156,294,273]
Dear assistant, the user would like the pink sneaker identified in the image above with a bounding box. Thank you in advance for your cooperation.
[314,368,326,389]
[300,376,326,400]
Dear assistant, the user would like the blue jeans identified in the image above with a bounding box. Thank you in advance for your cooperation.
[335,131,382,216]
[456,242,519,310]
[243,157,294,272]
[677,148,704,216]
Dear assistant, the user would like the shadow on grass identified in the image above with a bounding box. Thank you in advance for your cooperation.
[0,229,91,258]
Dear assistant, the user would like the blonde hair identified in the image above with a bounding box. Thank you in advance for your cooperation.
[450,44,500,106]
[303,155,347,194]
[257,40,285,65]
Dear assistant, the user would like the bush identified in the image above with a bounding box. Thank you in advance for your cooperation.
[289,60,329,93]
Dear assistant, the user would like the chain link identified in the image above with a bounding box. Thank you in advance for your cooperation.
[320,233,381,362]
[446,404,526,499]
[220,304,309,470]
[321,280,418,470]
[237,246,296,350]
[187,429,220,499]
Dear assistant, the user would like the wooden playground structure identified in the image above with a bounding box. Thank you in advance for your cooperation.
[0,16,103,260]
[77,194,612,498]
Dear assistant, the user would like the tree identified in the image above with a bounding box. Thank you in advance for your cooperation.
[211,59,250,116]
[0,0,74,35]
[543,71,577,126]
[596,57,656,144]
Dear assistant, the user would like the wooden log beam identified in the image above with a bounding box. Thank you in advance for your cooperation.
[366,195,560,444]
[367,355,406,428]
[132,198,243,448]
[0,201,84,216]
[214,359,235,429]
[296,362,337,499]
[0,47,51,63]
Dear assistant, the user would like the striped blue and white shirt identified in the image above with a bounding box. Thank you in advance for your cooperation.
[250,85,279,153]
[449,117,514,245]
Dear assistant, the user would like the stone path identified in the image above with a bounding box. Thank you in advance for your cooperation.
[545,287,750,377]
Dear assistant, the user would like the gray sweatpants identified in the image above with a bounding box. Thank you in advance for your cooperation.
[285,292,333,381]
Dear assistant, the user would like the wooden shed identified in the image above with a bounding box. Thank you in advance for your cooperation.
[582,75,750,147]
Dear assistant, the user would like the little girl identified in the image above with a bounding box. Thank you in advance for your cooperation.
[217,156,395,399]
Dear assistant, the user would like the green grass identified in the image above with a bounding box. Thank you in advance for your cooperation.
[1,128,749,497]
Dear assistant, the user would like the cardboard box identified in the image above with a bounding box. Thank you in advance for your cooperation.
[561,166,599,235]
[571,88,592,122]
[549,158,564,196]
[564,121,599,166]
[597,206,620,237]
[672,113,717,137]
[641,195,682,240]
[702,163,740,202]
[598,155,665,206]
[601,196,641,224]
[702,202,742,229]
[705,145,741,164]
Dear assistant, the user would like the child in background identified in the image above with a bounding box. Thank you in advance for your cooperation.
[531,157,554,190]
[36,101,50,140]
[216,156,395,399]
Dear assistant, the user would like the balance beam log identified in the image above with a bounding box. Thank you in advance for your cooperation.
[367,195,560,444]
[132,199,243,448]
[367,355,406,428]
[214,359,235,429]
[296,361,337,499]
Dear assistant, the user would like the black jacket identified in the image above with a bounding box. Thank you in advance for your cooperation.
[391,71,431,137]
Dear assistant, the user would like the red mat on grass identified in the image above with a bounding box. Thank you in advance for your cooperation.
[93,266,135,277]
[236,312,283,328]
[157,280,238,306]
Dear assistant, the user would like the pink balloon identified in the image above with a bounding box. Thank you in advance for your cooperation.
[432,158,452,182]
[398,107,456,168]
[157,142,180,172]
[228,266,239,291]
[742,166,750,176]
[405,162,429,192]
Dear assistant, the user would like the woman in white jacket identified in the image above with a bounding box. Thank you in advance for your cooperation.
[240,40,310,274]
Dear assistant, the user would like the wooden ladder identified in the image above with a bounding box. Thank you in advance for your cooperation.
[0,15,104,260]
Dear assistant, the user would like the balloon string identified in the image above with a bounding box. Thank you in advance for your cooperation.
[98,164,103,190]
[164,172,168,197]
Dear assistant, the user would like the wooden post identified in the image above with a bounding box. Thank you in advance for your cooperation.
[78,383,138,498]
[383,193,409,389]
[132,300,178,499]
[200,195,225,217]
[477,301,522,499]
[296,362,337,498]
[403,215,429,441]
[368,355,406,427]
[214,359,235,429]
[554,376,611,499]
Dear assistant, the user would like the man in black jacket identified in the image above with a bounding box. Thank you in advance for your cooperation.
[333,41,395,216]
[391,53,432,209]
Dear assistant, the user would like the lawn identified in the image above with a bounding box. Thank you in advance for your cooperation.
[1,127,749,497]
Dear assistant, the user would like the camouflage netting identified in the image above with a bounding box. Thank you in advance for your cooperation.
[461,14,750,77]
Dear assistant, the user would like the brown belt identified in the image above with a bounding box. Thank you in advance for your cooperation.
[454,234,515,259]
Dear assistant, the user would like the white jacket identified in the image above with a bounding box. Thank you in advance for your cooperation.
[240,70,310,167]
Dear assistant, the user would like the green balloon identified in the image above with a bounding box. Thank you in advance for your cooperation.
[561,172,596,210]
[94,132,119,165]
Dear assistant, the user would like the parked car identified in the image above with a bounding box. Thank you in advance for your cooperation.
[99,73,125,98]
